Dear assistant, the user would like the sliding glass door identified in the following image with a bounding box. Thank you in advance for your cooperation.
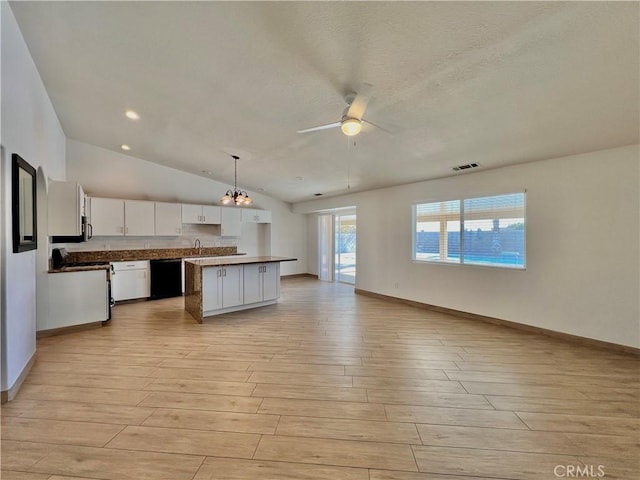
[334,214,356,284]
[318,211,356,284]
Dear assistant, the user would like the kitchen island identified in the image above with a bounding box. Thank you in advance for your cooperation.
[184,256,296,322]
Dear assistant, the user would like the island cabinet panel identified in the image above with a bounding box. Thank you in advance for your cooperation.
[202,265,244,312]
[243,264,262,304]
[202,267,222,311]
[262,262,280,300]
[244,263,279,304]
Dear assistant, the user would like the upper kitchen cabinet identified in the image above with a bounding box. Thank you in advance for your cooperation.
[155,202,182,236]
[89,197,124,236]
[125,200,155,235]
[89,198,155,236]
[48,180,86,236]
[221,207,242,236]
[182,204,221,224]
[241,208,272,224]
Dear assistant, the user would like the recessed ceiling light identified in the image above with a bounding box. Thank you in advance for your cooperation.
[121,144,131,151]
[125,110,140,120]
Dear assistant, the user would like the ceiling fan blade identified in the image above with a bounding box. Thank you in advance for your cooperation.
[297,122,341,134]
[346,83,373,120]
[362,119,394,134]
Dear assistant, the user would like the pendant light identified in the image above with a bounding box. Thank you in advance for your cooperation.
[221,155,252,206]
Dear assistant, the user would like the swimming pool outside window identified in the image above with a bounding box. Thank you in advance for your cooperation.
[413,192,525,269]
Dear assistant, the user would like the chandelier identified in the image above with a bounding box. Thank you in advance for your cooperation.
[221,155,252,206]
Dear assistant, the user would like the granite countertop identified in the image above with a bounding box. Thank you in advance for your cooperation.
[186,256,297,267]
[49,247,246,273]
[62,247,242,264]
[48,265,110,274]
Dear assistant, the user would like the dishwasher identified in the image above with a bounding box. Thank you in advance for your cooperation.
[110,260,150,302]
[150,258,183,299]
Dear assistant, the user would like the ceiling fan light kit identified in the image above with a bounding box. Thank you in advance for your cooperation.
[340,118,362,136]
[221,155,252,206]
[298,83,373,137]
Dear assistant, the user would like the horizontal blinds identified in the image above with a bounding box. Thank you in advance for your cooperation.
[415,200,459,222]
[463,193,525,221]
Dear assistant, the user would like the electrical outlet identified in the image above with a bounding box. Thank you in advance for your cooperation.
[394,281,399,289]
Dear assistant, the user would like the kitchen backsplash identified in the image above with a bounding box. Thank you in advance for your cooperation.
[54,224,237,252]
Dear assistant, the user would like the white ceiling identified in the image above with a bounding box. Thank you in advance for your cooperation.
[9,1,639,203]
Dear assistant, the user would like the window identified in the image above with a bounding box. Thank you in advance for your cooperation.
[413,192,525,268]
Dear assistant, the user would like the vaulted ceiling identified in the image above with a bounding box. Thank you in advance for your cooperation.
[9,1,639,203]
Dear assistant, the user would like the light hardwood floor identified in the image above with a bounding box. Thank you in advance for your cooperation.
[1,277,638,480]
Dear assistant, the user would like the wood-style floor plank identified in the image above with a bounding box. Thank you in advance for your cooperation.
[412,445,582,479]
[105,425,260,458]
[28,444,204,480]
[275,415,422,444]
[253,435,418,471]
[1,278,637,479]
[142,407,279,434]
[192,457,369,480]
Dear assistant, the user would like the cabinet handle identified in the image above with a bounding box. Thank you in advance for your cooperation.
[223,268,226,277]
[217,269,222,277]
[203,216,206,222]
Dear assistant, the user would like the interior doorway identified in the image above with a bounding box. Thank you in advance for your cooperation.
[318,210,356,285]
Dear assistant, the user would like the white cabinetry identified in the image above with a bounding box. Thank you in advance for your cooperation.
[182,204,221,224]
[125,200,155,236]
[241,208,272,224]
[89,198,155,236]
[48,180,85,236]
[46,269,108,331]
[202,265,244,312]
[155,202,182,236]
[89,197,125,236]
[111,260,150,301]
[244,263,279,304]
[221,207,242,236]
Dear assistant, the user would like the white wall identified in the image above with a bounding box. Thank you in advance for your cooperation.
[1,2,66,393]
[65,139,306,275]
[295,145,640,349]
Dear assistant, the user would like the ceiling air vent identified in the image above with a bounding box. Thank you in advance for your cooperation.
[452,162,480,172]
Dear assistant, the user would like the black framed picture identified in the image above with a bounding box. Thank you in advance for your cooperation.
[12,153,37,253]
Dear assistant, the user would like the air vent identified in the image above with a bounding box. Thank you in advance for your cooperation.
[452,162,480,172]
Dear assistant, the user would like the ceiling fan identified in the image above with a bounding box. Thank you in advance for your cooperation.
[297,83,375,137]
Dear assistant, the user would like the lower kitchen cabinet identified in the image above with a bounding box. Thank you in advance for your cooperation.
[202,265,244,312]
[47,269,109,331]
[111,260,150,301]
[244,262,279,304]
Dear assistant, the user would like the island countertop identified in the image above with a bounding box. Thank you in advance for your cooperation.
[185,256,297,268]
